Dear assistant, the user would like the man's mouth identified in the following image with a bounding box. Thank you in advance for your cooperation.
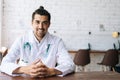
[38,29,44,32]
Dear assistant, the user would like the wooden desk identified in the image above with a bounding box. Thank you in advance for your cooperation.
[69,50,120,54]
[68,50,106,54]
[0,71,120,80]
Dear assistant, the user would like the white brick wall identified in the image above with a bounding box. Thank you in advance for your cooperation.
[1,0,120,50]
[0,0,3,48]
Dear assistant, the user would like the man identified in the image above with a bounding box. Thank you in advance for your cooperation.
[0,6,75,78]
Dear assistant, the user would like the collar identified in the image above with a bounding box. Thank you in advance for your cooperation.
[28,31,54,45]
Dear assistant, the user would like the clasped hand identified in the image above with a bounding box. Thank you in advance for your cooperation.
[28,59,50,77]
[13,59,56,78]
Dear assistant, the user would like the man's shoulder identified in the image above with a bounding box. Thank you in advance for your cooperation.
[47,33,63,44]
[15,31,32,42]
[48,33,61,41]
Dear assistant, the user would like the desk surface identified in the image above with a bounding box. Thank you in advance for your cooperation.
[0,71,120,80]
[69,50,120,54]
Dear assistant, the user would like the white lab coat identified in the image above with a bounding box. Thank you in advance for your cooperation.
[0,31,75,76]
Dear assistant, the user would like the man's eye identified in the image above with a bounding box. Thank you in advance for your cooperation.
[43,21,48,25]
[35,21,40,24]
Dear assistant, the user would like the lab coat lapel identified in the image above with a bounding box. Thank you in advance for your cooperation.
[27,32,55,64]
[36,32,54,63]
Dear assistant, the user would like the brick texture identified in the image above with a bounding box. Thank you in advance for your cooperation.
[1,0,120,50]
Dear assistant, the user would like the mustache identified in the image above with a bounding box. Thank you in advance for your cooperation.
[39,28,44,31]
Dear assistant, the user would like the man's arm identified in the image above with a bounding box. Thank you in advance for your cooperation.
[13,60,62,77]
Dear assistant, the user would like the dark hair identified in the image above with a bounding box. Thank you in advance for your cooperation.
[32,6,51,21]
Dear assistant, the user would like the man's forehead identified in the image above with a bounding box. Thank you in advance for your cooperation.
[34,14,49,21]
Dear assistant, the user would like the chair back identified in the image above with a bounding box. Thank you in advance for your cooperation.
[74,49,90,66]
[0,52,2,64]
[101,49,119,67]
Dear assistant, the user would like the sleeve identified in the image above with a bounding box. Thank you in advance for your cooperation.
[55,39,75,76]
[0,37,22,76]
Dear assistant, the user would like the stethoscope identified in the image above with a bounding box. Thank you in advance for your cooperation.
[22,42,50,63]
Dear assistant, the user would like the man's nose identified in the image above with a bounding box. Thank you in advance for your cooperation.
[38,23,43,28]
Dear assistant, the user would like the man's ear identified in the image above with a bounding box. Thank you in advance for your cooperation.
[31,21,33,25]
[48,22,51,28]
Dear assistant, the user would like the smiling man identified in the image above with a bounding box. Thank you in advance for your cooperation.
[0,6,75,78]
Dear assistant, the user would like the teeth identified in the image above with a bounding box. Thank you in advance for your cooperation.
[38,30,43,33]
[39,29,43,31]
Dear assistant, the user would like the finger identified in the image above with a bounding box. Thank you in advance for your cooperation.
[36,61,46,68]
[39,67,47,72]
[30,73,40,78]
[29,69,40,76]
[32,59,41,65]
[39,59,43,64]
[30,71,47,77]
[34,67,47,74]
[39,72,47,76]
[29,68,48,78]
[38,75,45,78]
[30,66,46,73]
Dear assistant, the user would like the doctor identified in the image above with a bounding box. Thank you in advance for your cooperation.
[0,6,75,78]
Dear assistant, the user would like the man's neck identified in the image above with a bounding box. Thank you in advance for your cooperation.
[34,34,44,43]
